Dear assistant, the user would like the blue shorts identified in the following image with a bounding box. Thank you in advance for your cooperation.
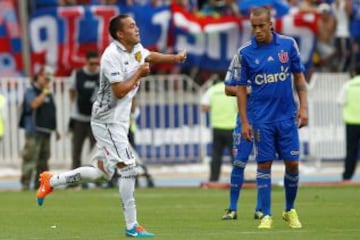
[232,125,253,166]
[253,119,300,162]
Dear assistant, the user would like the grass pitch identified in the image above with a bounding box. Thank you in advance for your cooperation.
[0,186,359,240]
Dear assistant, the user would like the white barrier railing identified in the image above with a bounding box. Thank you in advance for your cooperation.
[0,77,73,168]
[0,75,210,168]
[0,73,349,168]
[306,73,348,166]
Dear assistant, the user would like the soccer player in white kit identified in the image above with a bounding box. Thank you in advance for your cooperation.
[36,14,187,238]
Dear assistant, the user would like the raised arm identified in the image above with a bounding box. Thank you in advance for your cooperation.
[145,50,187,64]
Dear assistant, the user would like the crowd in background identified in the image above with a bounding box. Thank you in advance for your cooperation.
[26,0,360,84]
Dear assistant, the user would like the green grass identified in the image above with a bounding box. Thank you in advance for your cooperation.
[1,186,360,240]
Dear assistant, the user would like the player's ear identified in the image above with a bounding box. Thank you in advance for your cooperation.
[116,30,123,41]
[269,21,273,30]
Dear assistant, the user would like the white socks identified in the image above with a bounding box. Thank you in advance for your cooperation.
[49,166,105,188]
[48,164,139,231]
[118,164,138,230]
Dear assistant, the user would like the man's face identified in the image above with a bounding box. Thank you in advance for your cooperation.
[37,69,52,88]
[119,17,140,46]
[250,13,272,44]
[86,57,99,73]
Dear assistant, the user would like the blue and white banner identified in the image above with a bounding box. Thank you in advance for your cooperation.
[28,3,319,76]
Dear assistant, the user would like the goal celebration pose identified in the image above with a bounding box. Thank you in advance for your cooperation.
[36,14,186,238]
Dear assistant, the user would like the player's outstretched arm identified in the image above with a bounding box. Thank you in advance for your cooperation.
[145,50,187,64]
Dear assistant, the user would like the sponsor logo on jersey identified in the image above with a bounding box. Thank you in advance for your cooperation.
[111,72,120,76]
[254,66,290,85]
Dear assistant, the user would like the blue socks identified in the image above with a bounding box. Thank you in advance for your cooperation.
[229,166,244,211]
[284,171,299,211]
[255,187,262,212]
[256,169,271,216]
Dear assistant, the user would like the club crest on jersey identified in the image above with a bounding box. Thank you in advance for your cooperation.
[278,51,289,63]
[134,51,142,63]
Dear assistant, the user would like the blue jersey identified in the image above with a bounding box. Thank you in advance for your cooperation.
[238,32,304,124]
[224,55,252,127]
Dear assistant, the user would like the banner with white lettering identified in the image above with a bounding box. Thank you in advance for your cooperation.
[28,4,319,76]
[0,0,23,76]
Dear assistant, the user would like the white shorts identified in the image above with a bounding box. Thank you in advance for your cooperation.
[90,121,136,179]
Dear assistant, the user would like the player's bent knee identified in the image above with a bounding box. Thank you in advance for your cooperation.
[285,160,299,172]
[118,164,138,179]
[233,160,247,168]
[258,161,272,170]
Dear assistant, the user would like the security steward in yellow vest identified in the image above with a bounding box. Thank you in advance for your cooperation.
[337,63,360,181]
[201,79,237,182]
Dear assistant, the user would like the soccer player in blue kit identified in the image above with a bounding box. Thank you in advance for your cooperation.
[237,7,308,229]
[221,57,263,221]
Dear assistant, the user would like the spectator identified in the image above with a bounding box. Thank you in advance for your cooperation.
[332,0,352,72]
[348,0,360,69]
[68,50,99,188]
[298,0,318,12]
[100,0,118,4]
[174,0,199,13]
[19,66,60,190]
[315,3,337,72]
[337,63,360,181]
[58,0,77,6]
[200,76,237,182]
[125,0,166,7]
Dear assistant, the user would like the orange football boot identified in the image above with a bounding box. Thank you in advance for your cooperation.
[36,171,54,206]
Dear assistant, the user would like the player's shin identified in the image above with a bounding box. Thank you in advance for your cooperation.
[229,161,246,211]
[118,164,138,230]
[49,166,105,187]
[284,170,299,211]
[256,168,271,216]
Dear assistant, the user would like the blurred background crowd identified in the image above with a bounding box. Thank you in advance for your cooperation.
[18,0,360,84]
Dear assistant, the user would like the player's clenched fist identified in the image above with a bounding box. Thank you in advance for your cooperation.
[138,63,150,77]
[176,50,187,63]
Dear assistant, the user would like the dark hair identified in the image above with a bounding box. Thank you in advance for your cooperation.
[109,14,130,40]
[32,66,45,82]
[86,50,98,59]
[250,6,272,21]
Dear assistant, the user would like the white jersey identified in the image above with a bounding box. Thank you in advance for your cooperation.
[91,41,150,129]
